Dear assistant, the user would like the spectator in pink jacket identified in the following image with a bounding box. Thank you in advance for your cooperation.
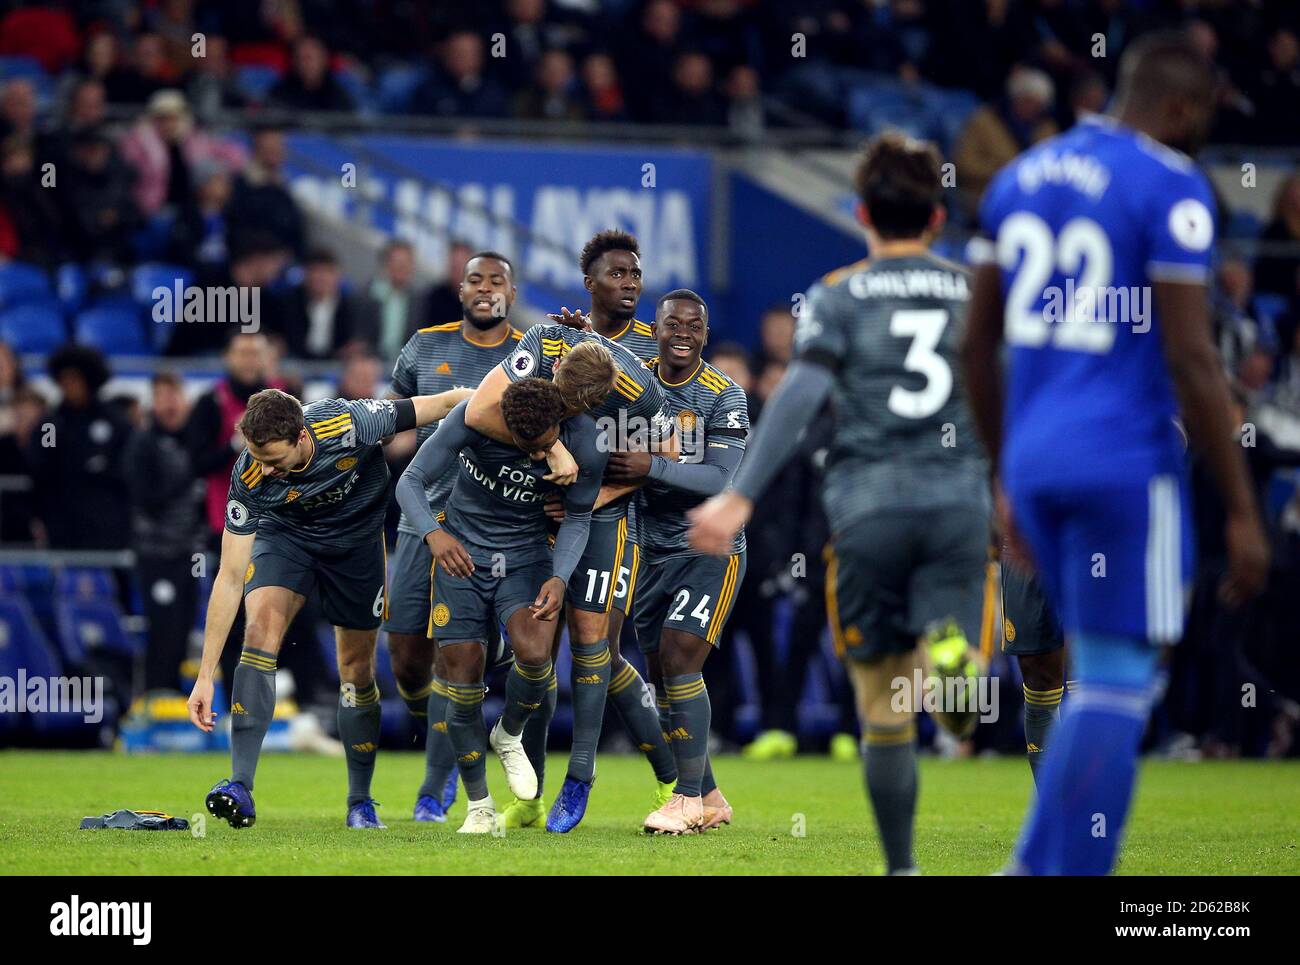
[118,89,247,218]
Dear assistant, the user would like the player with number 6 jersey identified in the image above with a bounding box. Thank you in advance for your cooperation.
[186,388,469,832]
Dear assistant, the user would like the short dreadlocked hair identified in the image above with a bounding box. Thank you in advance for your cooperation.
[501,378,568,443]
[580,229,640,276]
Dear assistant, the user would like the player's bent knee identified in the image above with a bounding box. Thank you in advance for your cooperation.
[387,631,435,691]
[568,608,608,646]
[438,640,486,683]
[659,630,710,677]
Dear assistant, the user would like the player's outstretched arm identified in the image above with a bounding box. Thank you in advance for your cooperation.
[187,528,255,732]
[465,364,578,482]
[688,361,831,554]
[1155,279,1269,605]
[411,387,475,426]
[608,432,744,496]
[396,402,477,577]
[465,365,512,442]
[960,262,1007,469]
[550,427,607,586]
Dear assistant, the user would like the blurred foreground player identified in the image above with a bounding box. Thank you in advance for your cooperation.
[962,31,1268,874]
[690,133,990,874]
[187,387,468,828]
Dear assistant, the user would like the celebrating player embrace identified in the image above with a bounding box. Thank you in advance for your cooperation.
[395,363,616,833]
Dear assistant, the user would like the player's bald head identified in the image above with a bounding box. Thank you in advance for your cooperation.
[1113,29,1217,152]
[1117,31,1215,104]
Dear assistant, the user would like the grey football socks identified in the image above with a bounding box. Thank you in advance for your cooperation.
[1023,684,1063,783]
[502,658,553,736]
[664,672,710,797]
[338,680,381,807]
[567,639,611,782]
[521,670,557,796]
[863,722,918,874]
[446,681,489,800]
[610,659,678,784]
[230,647,277,790]
[418,677,456,801]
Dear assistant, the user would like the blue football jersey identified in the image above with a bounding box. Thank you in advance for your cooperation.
[978,115,1216,489]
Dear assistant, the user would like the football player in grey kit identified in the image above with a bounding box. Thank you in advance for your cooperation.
[188,387,469,829]
[604,289,749,835]
[396,366,615,833]
[690,133,991,874]
[383,251,527,823]
[466,317,679,831]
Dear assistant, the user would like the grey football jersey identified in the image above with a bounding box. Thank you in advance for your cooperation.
[794,253,989,530]
[607,318,658,363]
[639,360,749,561]
[390,319,524,536]
[225,398,399,550]
[502,323,674,522]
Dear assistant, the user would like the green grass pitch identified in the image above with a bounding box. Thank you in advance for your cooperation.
[1,751,1296,875]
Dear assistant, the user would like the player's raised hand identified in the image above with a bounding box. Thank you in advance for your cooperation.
[544,438,579,485]
[531,576,566,620]
[187,676,216,733]
[544,496,565,521]
[428,529,475,578]
[605,449,653,482]
[547,307,590,330]
[688,489,752,555]
[1220,508,1269,607]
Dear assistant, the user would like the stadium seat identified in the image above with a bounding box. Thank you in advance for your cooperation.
[56,597,141,661]
[132,262,193,352]
[376,65,428,113]
[1252,293,1289,329]
[0,261,53,308]
[235,64,282,101]
[54,567,116,602]
[55,262,87,314]
[335,68,375,114]
[73,302,149,355]
[0,300,66,353]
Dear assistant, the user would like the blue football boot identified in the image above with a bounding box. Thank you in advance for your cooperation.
[346,799,387,829]
[546,776,593,833]
[413,795,447,823]
[205,779,256,829]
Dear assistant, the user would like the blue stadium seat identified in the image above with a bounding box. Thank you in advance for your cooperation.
[0,595,60,735]
[55,566,115,601]
[335,68,375,114]
[1252,293,1289,329]
[376,65,428,113]
[931,88,981,152]
[56,597,140,661]
[55,262,88,314]
[132,262,193,351]
[0,261,52,308]
[236,64,282,100]
[0,55,44,80]
[0,299,66,353]
[73,302,148,354]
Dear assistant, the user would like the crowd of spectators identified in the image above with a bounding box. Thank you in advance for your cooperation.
[0,1,1296,138]
[1,0,1299,757]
